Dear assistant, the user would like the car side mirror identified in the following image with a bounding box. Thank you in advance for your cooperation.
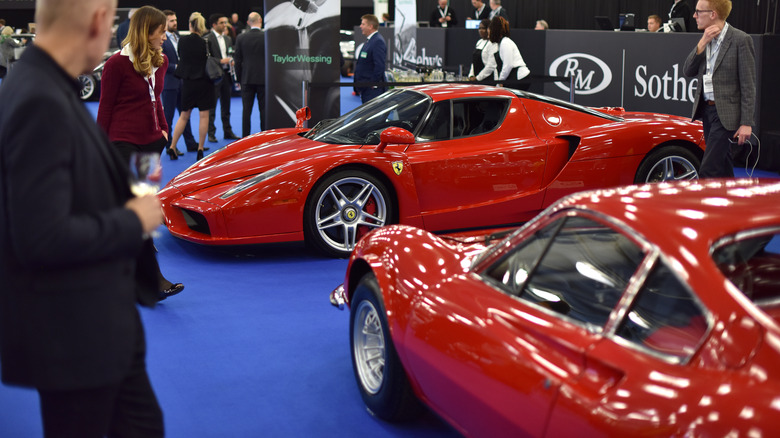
[295,107,311,128]
[375,127,415,153]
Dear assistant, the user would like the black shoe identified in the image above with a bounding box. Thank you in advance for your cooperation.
[166,147,178,160]
[185,141,199,152]
[202,146,210,151]
[208,134,218,143]
[196,149,204,161]
[224,132,240,140]
[176,148,184,156]
[158,283,184,301]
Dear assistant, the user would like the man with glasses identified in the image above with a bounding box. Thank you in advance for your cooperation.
[683,0,755,178]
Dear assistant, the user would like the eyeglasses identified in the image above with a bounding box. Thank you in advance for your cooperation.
[693,9,713,15]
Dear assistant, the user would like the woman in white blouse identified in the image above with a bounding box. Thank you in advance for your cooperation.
[468,19,497,82]
[484,16,530,88]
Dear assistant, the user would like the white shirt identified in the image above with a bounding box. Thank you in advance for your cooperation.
[471,39,498,80]
[212,29,228,59]
[703,23,729,101]
[484,37,530,81]
[165,31,179,53]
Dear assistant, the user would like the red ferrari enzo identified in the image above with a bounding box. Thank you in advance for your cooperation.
[331,179,780,437]
[159,84,705,257]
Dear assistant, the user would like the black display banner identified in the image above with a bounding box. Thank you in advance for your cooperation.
[543,31,705,118]
[264,0,341,129]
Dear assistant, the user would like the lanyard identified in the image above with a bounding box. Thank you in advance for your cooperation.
[705,24,727,74]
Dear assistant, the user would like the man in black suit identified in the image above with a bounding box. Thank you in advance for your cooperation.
[488,0,510,25]
[206,13,239,142]
[0,0,165,436]
[114,7,136,47]
[234,12,266,137]
[472,0,491,21]
[162,10,198,154]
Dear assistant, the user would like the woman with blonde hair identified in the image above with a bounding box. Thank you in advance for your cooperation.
[168,12,216,161]
[97,5,184,300]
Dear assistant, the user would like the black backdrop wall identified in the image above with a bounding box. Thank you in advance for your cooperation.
[1,1,777,35]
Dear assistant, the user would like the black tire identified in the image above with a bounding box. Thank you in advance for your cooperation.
[349,273,423,421]
[634,145,701,184]
[78,74,98,101]
[304,169,395,258]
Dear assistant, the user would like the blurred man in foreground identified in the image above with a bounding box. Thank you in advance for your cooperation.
[0,0,165,436]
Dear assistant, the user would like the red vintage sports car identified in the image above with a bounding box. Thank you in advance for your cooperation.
[158,84,704,257]
[330,178,780,437]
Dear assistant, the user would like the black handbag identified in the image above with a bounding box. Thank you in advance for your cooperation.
[204,38,223,84]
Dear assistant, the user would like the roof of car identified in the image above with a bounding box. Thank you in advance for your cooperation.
[553,178,780,250]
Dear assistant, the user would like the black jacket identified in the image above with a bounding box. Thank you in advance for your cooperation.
[175,33,208,80]
[234,28,265,85]
[0,45,159,391]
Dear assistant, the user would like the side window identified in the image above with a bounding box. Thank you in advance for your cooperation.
[713,231,780,304]
[615,261,707,361]
[417,102,451,141]
[484,215,645,331]
[453,99,509,138]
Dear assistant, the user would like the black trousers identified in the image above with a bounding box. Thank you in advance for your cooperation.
[161,86,197,151]
[208,69,234,136]
[112,138,167,169]
[360,87,385,104]
[700,103,736,178]
[240,83,266,138]
[38,312,163,438]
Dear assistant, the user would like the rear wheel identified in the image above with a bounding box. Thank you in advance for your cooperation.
[634,145,700,183]
[304,170,395,258]
[350,273,423,421]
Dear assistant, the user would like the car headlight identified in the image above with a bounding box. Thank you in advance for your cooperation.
[220,168,282,199]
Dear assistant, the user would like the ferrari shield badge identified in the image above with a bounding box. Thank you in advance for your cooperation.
[392,161,403,175]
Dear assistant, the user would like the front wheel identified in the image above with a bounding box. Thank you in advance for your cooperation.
[78,74,98,101]
[350,273,422,421]
[304,170,395,258]
[634,145,701,183]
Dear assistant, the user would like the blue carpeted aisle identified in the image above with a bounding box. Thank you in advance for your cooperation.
[0,84,458,437]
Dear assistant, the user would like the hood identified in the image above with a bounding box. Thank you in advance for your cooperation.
[166,131,361,195]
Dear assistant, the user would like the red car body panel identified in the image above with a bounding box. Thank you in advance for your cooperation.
[158,84,704,248]
[342,179,780,437]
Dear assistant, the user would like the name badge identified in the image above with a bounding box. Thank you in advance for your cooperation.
[360,51,368,59]
[702,73,713,94]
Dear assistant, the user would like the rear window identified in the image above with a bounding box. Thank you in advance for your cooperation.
[712,230,780,309]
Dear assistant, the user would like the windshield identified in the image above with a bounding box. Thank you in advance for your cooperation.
[303,88,431,145]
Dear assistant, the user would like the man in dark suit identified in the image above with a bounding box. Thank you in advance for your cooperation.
[162,10,199,154]
[472,0,491,21]
[429,0,458,28]
[234,12,266,137]
[114,7,136,47]
[354,14,386,104]
[206,13,239,142]
[669,0,694,32]
[0,0,165,435]
[488,0,510,25]
[684,0,755,178]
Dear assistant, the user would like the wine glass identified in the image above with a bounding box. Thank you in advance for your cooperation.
[128,152,162,238]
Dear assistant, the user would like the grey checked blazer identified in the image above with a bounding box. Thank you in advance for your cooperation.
[683,25,756,131]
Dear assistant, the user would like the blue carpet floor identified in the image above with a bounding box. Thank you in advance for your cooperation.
[1,80,778,437]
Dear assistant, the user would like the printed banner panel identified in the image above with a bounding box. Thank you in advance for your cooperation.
[265,0,341,129]
[543,31,703,118]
